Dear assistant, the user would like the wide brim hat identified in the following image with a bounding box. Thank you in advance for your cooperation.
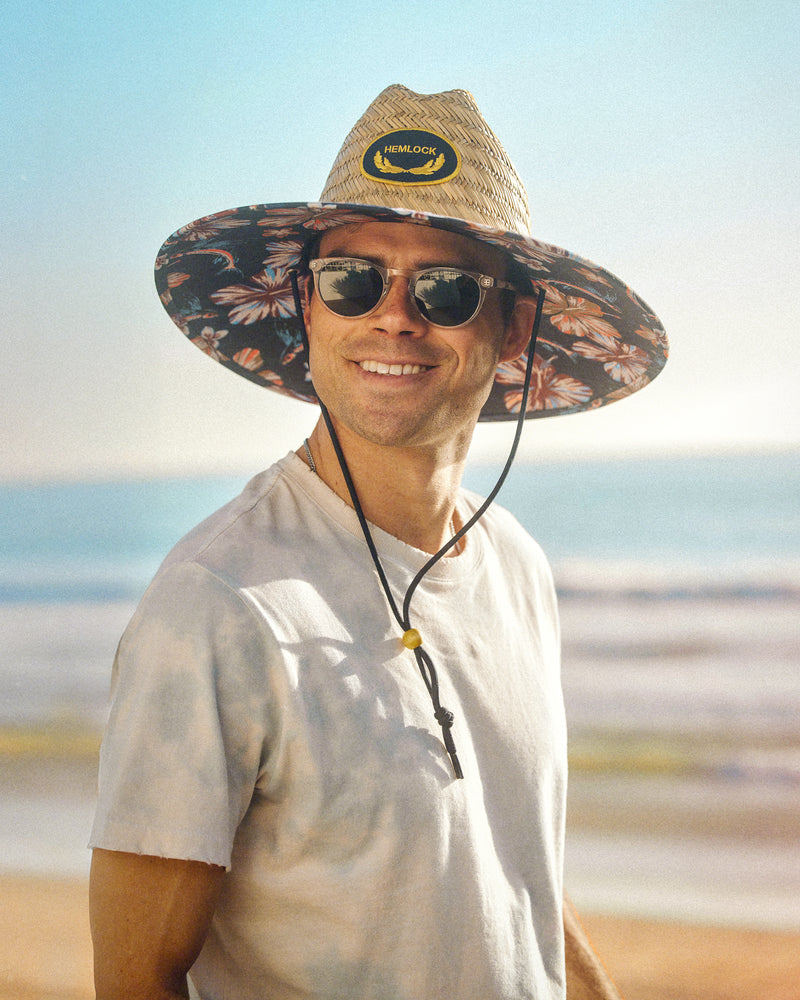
[155,85,668,422]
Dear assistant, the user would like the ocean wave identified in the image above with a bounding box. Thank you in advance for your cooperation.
[0,560,154,604]
[552,557,800,600]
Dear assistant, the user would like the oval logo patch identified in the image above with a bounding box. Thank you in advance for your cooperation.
[361,128,461,186]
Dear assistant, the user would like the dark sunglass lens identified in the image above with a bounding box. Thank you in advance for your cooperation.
[317,262,384,317]
[413,270,481,326]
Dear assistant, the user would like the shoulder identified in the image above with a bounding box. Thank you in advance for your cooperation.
[151,452,332,582]
[117,455,303,641]
[159,456,293,570]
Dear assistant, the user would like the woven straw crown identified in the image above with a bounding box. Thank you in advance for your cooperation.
[319,85,532,236]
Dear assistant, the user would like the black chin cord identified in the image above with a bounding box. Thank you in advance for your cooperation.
[290,269,544,779]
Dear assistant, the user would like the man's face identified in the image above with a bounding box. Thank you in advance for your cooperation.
[305,220,527,453]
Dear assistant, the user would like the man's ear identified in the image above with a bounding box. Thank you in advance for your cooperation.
[499,295,540,362]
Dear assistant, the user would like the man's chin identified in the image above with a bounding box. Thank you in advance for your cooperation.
[328,405,478,456]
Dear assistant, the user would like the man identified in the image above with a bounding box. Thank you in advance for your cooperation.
[89,86,667,999]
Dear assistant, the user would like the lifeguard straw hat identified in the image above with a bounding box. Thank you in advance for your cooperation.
[155,85,668,421]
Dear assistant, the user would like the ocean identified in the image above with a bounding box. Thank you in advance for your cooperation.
[1,450,799,929]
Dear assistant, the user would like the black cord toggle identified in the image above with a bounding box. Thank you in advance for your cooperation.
[438,714,464,779]
[434,706,455,728]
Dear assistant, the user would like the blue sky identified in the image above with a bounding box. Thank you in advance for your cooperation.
[2,0,799,479]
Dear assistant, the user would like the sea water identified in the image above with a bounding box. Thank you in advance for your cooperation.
[1,451,799,927]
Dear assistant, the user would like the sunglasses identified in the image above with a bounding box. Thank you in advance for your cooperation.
[308,257,517,329]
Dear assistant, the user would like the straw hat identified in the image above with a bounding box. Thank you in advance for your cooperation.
[154,85,668,421]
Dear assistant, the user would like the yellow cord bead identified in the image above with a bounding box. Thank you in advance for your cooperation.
[401,628,423,649]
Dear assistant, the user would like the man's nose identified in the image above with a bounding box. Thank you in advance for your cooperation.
[371,274,426,335]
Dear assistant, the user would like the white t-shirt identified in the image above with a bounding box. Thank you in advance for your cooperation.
[91,452,567,999]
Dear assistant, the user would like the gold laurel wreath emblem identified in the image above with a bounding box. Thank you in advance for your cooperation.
[373,151,446,176]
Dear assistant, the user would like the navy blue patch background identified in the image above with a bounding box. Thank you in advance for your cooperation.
[361,129,459,185]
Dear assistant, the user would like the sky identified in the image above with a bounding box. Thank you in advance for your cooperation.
[2,0,799,481]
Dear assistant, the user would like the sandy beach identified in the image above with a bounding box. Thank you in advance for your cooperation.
[3,741,800,999]
[2,874,799,1000]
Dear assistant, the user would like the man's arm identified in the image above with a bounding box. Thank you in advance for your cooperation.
[563,894,623,999]
[89,848,225,1000]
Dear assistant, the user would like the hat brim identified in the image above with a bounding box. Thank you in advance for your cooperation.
[155,201,668,421]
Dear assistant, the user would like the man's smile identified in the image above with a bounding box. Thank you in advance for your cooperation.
[356,360,434,376]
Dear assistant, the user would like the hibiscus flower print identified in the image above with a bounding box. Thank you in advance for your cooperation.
[459,230,559,271]
[280,342,305,366]
[508,239,569,270]
[191,326,229,360]
[543,288,619,341]
[634,324,669,355]
[570,340,651,384]
[167,271,191,288]
[257,205,368,233]
[210,269,295,324]
[497,355,593,412]
[173,210,250,242]
[306,205,384,228]
[232,348,264,372]
[263,240,304,269]
[573,264,613,288]
[257,207,322,230]
[258,370,285,388]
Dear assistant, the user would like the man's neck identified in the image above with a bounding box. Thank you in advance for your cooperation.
[299,418,469,556]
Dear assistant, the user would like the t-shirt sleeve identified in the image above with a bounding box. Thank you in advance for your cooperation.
[89,560,277,869]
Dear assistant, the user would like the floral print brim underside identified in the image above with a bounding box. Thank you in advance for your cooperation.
[155,202,668,422]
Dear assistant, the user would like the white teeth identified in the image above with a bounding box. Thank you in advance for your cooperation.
[359,360,425,376]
